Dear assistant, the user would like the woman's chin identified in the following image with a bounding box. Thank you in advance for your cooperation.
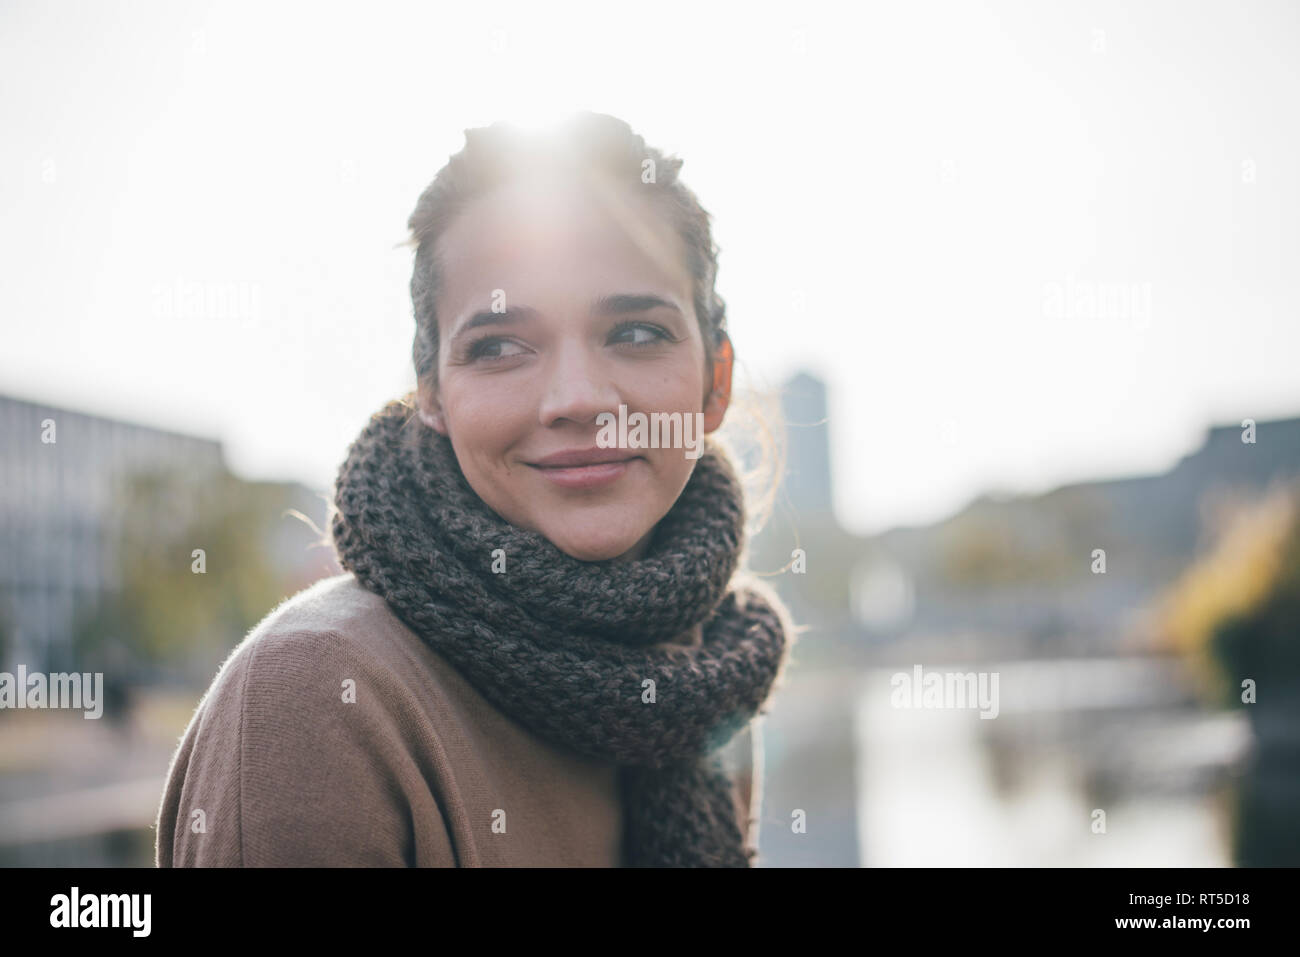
[542,521,651,563]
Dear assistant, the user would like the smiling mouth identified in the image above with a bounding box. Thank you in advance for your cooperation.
[527,456,641,489]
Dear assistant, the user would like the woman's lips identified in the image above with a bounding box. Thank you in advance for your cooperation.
[529,457,640,489]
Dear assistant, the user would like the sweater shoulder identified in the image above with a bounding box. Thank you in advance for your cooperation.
[222,572,428,686]
[180,573,449,750]
[176,573,430,765]
[157,573,458,866]
[245,572,410,649]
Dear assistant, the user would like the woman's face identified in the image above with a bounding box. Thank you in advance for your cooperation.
[418,172,730,562]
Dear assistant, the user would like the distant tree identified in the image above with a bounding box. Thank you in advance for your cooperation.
[71,465,324,683]
[1209,496,1300,866]
[1154,480,1300,865]
[1155,483,1296,705]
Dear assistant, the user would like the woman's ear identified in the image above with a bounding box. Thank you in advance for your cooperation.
[703,331,733,433]
[416,382,449,435]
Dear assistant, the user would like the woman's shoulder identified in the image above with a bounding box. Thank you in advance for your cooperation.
[157,572,460,866]
[169,573,472,773]
[243,571,410,652]
[207,573,432,698]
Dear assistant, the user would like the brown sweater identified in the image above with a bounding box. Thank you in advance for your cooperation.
[154,572,758,867]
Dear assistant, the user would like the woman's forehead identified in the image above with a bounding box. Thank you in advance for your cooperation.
[433,176,691,324]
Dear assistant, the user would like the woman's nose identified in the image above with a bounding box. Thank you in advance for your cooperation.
[537,340,620,428]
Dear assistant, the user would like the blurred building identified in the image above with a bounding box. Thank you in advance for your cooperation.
[752,391,1300,663]
[860,416,1300,657]
[0,394,224,673]
[0,392,336,675]
[777,371,834,517]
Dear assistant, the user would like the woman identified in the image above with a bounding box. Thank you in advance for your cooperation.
[154,112,795,867]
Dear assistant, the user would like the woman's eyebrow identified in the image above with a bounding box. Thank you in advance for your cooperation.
[592,293,683,317]
[449,306,537,346]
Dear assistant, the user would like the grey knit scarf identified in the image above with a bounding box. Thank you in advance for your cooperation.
[329,395,791,867]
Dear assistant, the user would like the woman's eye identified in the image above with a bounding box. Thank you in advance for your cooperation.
[468,337,528,361]
[610,322,672,347]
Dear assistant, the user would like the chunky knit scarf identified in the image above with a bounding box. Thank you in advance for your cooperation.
[329,395,791,867]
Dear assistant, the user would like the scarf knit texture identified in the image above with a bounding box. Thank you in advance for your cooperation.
[329,395,793,867]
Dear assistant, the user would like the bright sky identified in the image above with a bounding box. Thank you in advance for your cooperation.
[3,0,1298,535]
